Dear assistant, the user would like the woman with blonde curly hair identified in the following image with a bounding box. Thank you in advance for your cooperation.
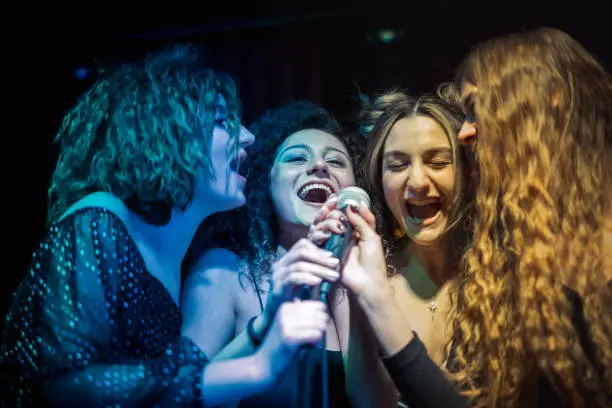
[311,27,611,407]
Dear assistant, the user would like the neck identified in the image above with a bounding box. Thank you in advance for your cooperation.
[403,236,453,288]
[129,200,219,274]
[276,223,309,252]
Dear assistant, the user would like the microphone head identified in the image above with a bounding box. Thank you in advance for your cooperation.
[337,186,371,210]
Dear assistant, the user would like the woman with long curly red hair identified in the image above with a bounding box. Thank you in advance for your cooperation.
[311,27,611,407]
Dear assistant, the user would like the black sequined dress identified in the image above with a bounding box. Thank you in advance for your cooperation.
[1,208,208,407]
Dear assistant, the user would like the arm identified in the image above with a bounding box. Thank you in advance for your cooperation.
[181,248,244,358]
[343,293,399,408]
[213,238,341,361]
[1,210,281,407]
[318,202,470,408]
[358,285,470,408]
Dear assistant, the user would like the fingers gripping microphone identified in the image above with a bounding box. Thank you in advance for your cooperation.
[318,186,371,300]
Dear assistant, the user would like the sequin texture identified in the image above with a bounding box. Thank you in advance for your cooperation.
[1,208,208,407]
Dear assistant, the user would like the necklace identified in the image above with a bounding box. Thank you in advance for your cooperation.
[428,300,439,320]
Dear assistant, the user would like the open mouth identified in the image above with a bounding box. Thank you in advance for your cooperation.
[298,182,334,204]
[229,150,247,173]
[406,199,442,223]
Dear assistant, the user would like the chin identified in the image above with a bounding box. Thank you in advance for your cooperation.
[406,226,446,247]
[219,194,246,212]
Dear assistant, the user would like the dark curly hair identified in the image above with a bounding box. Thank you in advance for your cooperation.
[47,43,241,225]
[359,86,476,275]
[185,100,365,291]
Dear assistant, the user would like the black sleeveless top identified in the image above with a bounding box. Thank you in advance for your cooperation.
[238,285,352,408]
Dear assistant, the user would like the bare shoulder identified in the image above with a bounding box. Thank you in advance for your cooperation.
[184,247,242,289]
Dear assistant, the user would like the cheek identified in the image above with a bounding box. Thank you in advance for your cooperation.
[269,167,293,205]
[382,173,406,216]
[336,168,356,188]
[435,168,455,197]
[382,173,405,200]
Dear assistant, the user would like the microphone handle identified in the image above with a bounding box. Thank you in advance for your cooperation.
[319,220,354,300]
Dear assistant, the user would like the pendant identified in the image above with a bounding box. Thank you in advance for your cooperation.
[428,301,439,320]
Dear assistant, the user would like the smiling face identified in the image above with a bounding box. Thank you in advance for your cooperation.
[269,129,355,231]
[382,115,455,246]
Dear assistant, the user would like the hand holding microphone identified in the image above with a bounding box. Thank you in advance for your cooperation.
[309,187,389,299]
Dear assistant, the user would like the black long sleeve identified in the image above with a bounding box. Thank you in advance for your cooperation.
[382,335,470,408]
[1,208,208,407]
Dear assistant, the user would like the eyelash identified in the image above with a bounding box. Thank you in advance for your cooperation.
[215,118,229,129]
[386,160,451,171]
[285,154,346,166]
[286,154,307,162]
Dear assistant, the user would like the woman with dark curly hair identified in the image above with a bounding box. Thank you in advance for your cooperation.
[311,27,612,408]
[181,100,364,407]
[1,45,331,407]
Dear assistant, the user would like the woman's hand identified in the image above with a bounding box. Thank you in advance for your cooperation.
[255,300,328,385]
[256,235,340,337]
[309,197,390,301]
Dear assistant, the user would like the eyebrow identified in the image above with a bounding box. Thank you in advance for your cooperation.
[383,147,452,159]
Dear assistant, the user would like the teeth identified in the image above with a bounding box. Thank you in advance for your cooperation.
[298,183,333,199]
[407,199,439,206]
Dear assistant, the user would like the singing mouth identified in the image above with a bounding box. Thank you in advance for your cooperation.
[297,181,335,204]
[406,198,442,223]
[229,150,247,173]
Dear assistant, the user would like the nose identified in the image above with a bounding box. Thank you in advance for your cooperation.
[407,163,429,193]
[307,159,330,176]
[239,126,255,149]
[458,121,477,145]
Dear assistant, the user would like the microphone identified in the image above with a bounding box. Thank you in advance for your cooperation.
[318,186,371,300]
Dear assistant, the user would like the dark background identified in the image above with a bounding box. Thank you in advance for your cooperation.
[5,1,609,324]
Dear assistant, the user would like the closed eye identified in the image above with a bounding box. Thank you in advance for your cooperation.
[385,162,410,171]
[429,161,451,169]
[285,153,308,163]
[215,118,229,129]
[327,157,347,167]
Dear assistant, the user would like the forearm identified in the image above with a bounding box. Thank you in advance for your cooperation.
[201,353,272,406]
[213,315,267,361]
[345,294,399,408]
[356,284,415,357]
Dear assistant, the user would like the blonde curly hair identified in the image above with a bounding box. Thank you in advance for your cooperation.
[451,27,612,407]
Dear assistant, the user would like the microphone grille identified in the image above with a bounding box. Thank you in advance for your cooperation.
[337,186,371,210]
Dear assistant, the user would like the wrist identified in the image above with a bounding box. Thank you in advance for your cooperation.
[253,313,269,337]
[356,280,394,312]
[247,315,268,347]
[251,349,277,390]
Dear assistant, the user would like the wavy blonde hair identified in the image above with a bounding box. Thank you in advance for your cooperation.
[451,27,612,407]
